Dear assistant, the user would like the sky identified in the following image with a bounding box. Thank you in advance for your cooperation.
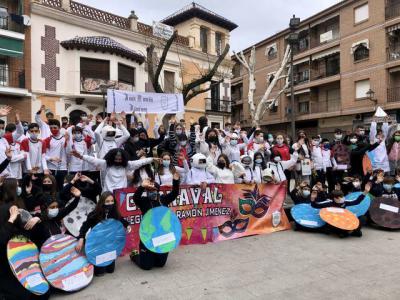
[76,0,341,52]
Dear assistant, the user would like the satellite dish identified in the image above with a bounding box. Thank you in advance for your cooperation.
[374,106,387,118]
[22,15,31,26]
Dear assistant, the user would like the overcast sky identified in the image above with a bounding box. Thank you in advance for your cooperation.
[76,0,341,52]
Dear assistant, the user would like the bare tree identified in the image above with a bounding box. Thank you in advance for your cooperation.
[146,31,230,106]
[234,45,292,127]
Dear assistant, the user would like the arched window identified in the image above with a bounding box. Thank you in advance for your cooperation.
[354,44,369,62]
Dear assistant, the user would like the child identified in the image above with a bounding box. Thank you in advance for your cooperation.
[155,152,188,186]
[130,173,180,270]
[290,182,311,205]
[253,152,267,183]
[66,126,92,175]
[20,123,45,176]
[311,183,371,237]
[185,153,215,185]
[76,192,128,276]
[206,153,235,184]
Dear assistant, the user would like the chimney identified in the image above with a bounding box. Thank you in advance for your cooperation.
[61,0,71,12]
[129,11,138,31]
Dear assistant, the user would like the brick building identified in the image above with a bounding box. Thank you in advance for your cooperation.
[232,0,400,138]
[0,0,31,121]
[26,0,236,129]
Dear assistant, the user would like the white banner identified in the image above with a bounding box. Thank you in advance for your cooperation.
[107,90,184,114]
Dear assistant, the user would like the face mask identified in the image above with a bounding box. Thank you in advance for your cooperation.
[353,181,361,188]
[30,133,38,140]
[350,138,358,144]
[217,161,226,169]
[51,128,60,136]
[257,137,264,143]
[323,144,330,150]
[255,158,263,164]
[268,138,274,143]
[132,137,139,143]
[137,125,143,129]
[359,130,365,136]
[276,139,284,145]
[163,160,171,168]
[42,184,52,192]
[335,134,342,140]
[384,184,393,192]
[302,190,311,197]
[23,126,29,131]
[176,129,183,135]
[48,208,59,219]
[81,116,88,121]
[103,204,114,214]
[74,133,83,141]
[0,129,4,137]
[180,141,187,147]
[395,136,400,142]
[208,136,217,142]
[274,156,281,163]
[230,140,238,146]
[16,186,22,197]
[312,141,319,146]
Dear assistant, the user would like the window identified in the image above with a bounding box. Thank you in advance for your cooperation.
[299,102,309,113]
[215,32,224,55]
[270,103,278,113]
[326,55,340,76]
[210,81,220,111]
[0,57,8,86]
[80,58,109,80]
[355,79,370,99]
[118,63,135,86]
[354,3,369,24]
[164,71,175,93]
[200,27,208,53]
[266,44,278,60]
[0,7,8,30]
[353,44,369,61]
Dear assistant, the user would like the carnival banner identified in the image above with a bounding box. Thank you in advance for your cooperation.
[115,182,291,253]
[107,90,184,114]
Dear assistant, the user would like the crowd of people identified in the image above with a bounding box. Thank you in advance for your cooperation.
[1,104,400,299]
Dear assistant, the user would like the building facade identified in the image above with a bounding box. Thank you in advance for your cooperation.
[0,0,32,121]
[24,0,236,128]
[232,0,400,137]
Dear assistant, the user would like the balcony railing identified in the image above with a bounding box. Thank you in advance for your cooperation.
[0,67,25,89]
[386,3,400,20]
[296,99,341,115]
[387,47,400,61]
[293,71,310,86]
[388,87,400,102]
[0,16,24,34]
[205,98,232,113]
[311,65,340,81]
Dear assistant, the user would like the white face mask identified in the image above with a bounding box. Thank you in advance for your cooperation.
[276,138,284,145]
[74,133,83,141]
[335,134,343,140]
[48,208,59,219]
[268,137,274,143]
[350,138,358,144]
[302,190,311,197]
[176,129,183,135]
[312,140,319,146]
[336,197,345,204]
[256,137,264,143]
[353,181,361,188]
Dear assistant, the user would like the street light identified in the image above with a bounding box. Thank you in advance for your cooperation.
[288,15,300,139]
[366,88,377,104]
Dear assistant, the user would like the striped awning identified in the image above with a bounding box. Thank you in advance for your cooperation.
[0,37,23,57]
[387,24,400,33]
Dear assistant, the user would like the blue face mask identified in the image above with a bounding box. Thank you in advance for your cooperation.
[163,160,171,168]
[323,144,330,150]
[230,140,238,146]
[255,158,263,164]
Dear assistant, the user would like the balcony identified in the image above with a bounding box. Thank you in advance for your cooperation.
[310,55,340,81]
[205,98,232,114]
[310,16,340,49]
[296,98,341,115]
[388,87,400,102]
[0,66,25,89]
[386,2,400,20]
[293,70,310,86]
[387,46,400,61]
[0,15,24,34]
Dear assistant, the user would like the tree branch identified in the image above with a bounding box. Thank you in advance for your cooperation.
[182,44,230,105]
[154,31,178,87]
[185,79,224,103]
[146,44,163,93]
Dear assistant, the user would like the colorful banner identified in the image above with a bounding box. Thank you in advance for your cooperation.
[115,183,290,253]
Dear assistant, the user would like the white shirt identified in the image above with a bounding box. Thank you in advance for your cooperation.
[206,156,235,184]
[83,156,154,192]
[185,167,215,185]
[20,138,44,173]
[43,135,68,171]
[94,122,130,159]
[6,143,24,179]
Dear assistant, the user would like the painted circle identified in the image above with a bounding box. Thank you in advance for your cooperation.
[369,197,400,229]
[85,219,126,267]
[139,206,182,254]
[345,192,371,217]
[291,204,326,228]
[320,208,359,231]
[39,234,93,292]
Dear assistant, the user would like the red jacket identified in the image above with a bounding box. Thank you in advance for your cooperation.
[272,144,291,161]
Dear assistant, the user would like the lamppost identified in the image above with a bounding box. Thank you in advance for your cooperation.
[288,15,300,139]
[366,88,377,107]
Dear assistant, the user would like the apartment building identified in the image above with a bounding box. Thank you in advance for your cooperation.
[232,0,400,137]
[28,0,236,128]
[0,0,31,121]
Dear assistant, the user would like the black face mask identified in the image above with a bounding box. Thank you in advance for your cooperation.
[217,161,226,169]
[42,184,53,192]
[103,204,114,216]
[208,136,217,142]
